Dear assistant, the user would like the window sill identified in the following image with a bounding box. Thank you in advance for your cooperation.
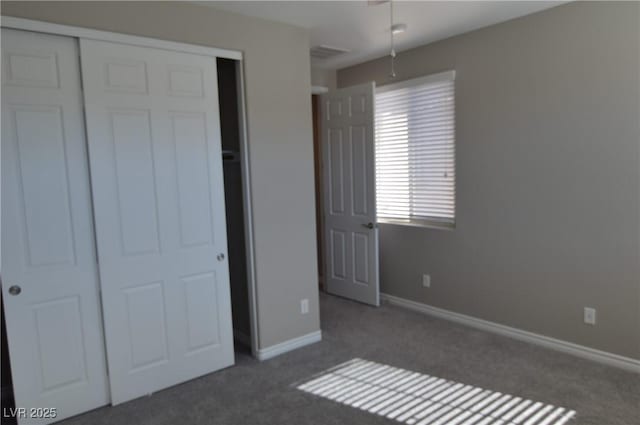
[377,218,455,231]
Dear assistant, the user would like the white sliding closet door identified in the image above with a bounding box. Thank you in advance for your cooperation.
[80,39,234,404]
[1,29,110,423]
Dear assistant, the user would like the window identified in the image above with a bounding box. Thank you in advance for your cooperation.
[375,70,456,228]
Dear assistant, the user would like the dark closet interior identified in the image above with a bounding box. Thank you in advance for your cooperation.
[1,295,15,418]
[217,58,251,350]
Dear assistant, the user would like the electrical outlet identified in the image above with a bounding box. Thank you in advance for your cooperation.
[584,307,596,325]
[422,274,431,288]
[300,299,309,314]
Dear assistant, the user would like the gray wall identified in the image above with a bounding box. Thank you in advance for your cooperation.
[338,1,640,359]
[311,67,337,90]
[1,1,320,349]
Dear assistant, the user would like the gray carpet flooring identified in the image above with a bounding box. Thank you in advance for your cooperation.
[61,293,639,425]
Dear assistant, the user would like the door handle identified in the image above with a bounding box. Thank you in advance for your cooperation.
[217,253,225,261]
[8,285,21,296]
[362,222,375,229]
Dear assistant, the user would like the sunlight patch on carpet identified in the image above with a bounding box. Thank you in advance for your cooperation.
[296,358,576,425]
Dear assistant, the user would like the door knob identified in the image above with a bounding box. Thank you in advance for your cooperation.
[362,222,375,229]
[217,253,225,261]
[8,285,21,296]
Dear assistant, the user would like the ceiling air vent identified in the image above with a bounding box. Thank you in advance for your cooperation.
[310,45,350,59]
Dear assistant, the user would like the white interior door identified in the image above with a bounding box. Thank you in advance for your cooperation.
[80,39,234,404]
[1,29,110,423]
[321,83,379,306]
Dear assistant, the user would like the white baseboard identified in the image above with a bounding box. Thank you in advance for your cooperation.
[256,330,322,361]
[381,293,640,374]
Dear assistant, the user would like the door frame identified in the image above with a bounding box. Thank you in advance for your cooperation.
[0,16,262,358]
[311,94,325,289]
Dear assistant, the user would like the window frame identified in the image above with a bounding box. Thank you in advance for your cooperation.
[375,70,457,230]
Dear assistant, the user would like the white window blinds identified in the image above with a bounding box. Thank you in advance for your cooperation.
[375,70,456,227]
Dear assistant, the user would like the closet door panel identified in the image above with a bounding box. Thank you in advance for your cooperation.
[80,39,234,405]
[1,28,109,424]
